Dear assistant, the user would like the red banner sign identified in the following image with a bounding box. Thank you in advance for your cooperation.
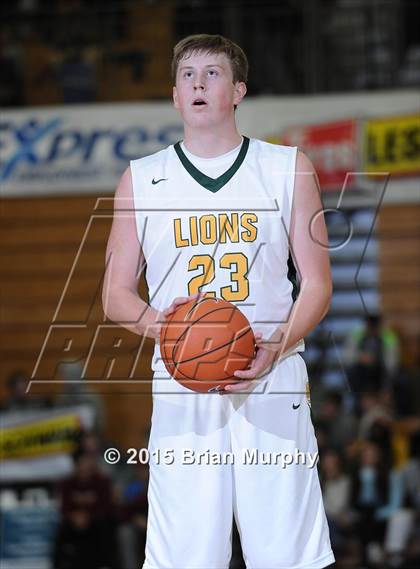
[281,119,359,190]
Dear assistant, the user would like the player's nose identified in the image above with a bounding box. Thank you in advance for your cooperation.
[194,75,206,90]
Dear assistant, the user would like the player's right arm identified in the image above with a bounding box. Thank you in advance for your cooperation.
[102,167,163,339]
[102,167,201,339]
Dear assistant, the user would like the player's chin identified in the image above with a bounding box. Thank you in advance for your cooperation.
[184,112,214,126]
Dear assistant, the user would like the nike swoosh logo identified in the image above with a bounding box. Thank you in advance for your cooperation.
[152,177,168,185]
[292,403,301,410]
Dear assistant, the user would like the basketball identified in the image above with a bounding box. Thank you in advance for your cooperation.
[160,297,256,392]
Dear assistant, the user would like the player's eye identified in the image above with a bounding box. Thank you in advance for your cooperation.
[184,71,193,78]
[207,69,218,76]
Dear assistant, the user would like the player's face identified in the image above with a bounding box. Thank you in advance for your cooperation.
[173,52,246,128]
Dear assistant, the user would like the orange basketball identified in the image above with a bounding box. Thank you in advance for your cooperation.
[160,297,256,393]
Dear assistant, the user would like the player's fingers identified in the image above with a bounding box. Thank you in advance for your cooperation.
[254,331,264,345]
[224,380,255,392]
[194,291,206,299]
[163,292,205,318]
[172,296,191,306]
[162,306,175,318]
[172,292,204,309]
[191,292,206,303]
[233,367,257,380]
[163,296,192,316]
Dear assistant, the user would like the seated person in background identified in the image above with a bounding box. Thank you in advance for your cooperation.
[75,428,127,485]
[343,314,399,400]
[383,430,420,568]
[401,431,420,511]
[117,462,149,569]
[316,389,358,451]
[56,361,106,433]
[350,440,403,568]
[53,449,117,569]
[1,370,52,411]
[357,391,394,454]
[320,449,351,552]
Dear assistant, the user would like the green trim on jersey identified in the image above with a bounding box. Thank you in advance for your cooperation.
[173,136,250,193]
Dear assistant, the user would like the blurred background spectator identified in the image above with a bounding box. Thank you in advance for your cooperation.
[56,361,106,433]
[0,370,53,411]
[349,440,403,567]
[53,448,117,569]
[343,314,399,400]
[116,461,148,569]
[320,450,351,554]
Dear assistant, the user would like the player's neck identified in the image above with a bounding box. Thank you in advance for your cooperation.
[182,125,243,158]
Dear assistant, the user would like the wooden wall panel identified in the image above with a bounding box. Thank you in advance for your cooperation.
[1,194,153,449]
[378,204,420,368]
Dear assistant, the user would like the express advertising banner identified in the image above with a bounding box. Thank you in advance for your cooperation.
[0,103,183,196]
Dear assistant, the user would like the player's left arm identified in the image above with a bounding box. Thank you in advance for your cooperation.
[230,150,332,386]
[281,149,333,345]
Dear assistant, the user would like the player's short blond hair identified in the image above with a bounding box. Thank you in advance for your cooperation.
[171,34,248,84]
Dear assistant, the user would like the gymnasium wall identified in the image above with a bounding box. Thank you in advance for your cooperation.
[1,194,154,448]
[378,204,420,369]
[1,91,419,448]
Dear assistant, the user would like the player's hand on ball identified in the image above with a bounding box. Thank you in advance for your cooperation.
[221,332,278,392]
[162,292,206,319]
[151,293,205,340]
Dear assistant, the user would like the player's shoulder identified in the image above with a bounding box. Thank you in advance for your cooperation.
[130,144,173,171]
[251,137,295,151]
[250,138,298,165]
[251,139,314,172]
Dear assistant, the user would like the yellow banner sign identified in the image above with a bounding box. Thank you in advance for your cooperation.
[0,413,81,460]
[364,114,420,175]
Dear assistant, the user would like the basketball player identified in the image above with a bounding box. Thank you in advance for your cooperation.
[103,34,335,568]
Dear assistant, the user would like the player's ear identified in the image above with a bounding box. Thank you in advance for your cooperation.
[173,86,179,109]
[233,82,247,107]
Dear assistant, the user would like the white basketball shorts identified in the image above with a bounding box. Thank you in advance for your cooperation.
[143,353,335,569]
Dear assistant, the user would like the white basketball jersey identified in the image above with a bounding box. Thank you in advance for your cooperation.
[130,137,305,371]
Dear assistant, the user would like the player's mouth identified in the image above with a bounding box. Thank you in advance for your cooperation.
[192,98,208,107]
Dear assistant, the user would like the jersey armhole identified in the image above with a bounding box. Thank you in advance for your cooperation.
[129,159,144,244]
[283,146,299,237]
[287,146,305,354]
